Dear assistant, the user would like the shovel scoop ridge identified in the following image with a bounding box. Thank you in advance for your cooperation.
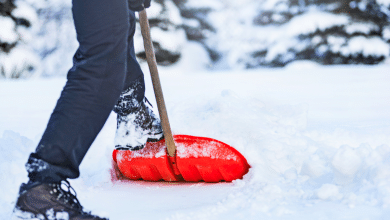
[112,135,250,182]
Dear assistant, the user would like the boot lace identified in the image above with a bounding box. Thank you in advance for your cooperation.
[49,180,83,212]
[144,97,153,108]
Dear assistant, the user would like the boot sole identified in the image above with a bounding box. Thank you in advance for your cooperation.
[146,133,164,143]
[12,207,69,220]
[115,133,164,150]
[12,208,44,220]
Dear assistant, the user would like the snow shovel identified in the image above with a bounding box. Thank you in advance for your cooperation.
[111,10,249,182]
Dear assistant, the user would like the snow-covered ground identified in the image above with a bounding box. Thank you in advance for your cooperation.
[1,60,390,219]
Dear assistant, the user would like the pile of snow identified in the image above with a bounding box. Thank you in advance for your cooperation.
[1,63,389,219]
[0,131,32,216]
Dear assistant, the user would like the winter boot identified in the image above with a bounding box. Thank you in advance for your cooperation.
[114,76,164,151]
[13,180,108,220]
[115,98,164,150]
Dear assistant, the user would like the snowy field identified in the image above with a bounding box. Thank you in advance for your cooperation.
[1,62,390,219]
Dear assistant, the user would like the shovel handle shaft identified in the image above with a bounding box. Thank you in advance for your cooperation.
[139,10,176,157]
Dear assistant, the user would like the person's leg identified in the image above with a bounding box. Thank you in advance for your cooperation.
[26,0,130,183]
[114,10,145,114]
[124,10,145,93]
[113,10,164,150]
[14,0,129,218]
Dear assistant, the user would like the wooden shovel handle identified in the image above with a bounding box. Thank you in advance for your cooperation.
[139,10,176,157]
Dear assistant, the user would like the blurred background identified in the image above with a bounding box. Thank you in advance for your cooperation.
[1,0,390,79]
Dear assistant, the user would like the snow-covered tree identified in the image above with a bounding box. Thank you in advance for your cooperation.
[248,0,390,67]
[174,0,390,68]
[0,0,40,78]
[3,0,390,78]
[24,0,77,77]
[135,0,187,65]
[173,0,220,62]
[1,0,186,78]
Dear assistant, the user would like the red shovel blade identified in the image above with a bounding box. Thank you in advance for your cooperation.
[112,140,181,182]
[112,135,250,182]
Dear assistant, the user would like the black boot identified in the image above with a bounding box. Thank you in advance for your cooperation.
[114,76,164,151]
[13,180,108,220]
[115,98,164,150]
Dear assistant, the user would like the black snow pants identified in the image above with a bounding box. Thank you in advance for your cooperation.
[26,0,145,183]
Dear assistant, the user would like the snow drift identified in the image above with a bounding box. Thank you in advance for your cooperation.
[1,63,389,219]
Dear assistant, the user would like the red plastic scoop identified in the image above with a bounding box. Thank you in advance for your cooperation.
[112,135,250,182]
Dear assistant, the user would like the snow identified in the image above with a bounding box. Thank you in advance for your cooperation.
[176,140,238,160]
[285,12,349,37]
[2,1,390,217]
[383,27,390,41]
[180,0,390,68]
[17,0,78,77]
[115,112,151,150]
[4,0,389,79]
[203,7,358,68]
[159,41,211,71]
[378,0,390,7]
[183,0,224,10]
[316,184,342,201]
[146,2,164,19]
[134,0,187,61]
[1,58,390,219]
[331,146,362,182]
[378,0,390,4]
[0,45,41,78]
[149,27,186,53]
[344,22,379,35]
[0,0,43,79]
[0,16,18,44]
[261,0,289,11]
[12,1,39,25]
[339,36,390,57]
[164,1,183,25]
